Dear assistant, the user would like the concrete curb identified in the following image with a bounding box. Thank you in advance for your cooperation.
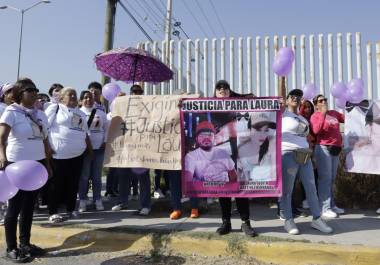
[1,225,379,265]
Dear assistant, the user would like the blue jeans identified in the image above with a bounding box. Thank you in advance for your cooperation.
[137,171,151,209]
[279,151,321,220]
[314,145,340,212]
[115,168,131,205]
[79,149,104,201]
[106,168,118,194]
[167,170,198,210]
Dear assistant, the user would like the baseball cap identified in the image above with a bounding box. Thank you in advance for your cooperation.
[196,121,216,135]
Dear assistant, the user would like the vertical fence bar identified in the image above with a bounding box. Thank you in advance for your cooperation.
[152,41,158,95]
[346,33,353,81]
[300,35,306,87]
[169,40,175,94]
[247,37,252,94]
[309,35,315,84]
[282,35,288,93]
[230,37,235,89]
[273,35,279,96]
[177,40,183,91]
[337,33,343,82]
[144,41,151,94]
[327,34,334,107]
[195,39,200,95]
[291,35,297,90]
[356,32,362,78]
[161,41,166,95]
[376,42,380,99]
[238,37,244,93]
[204,38,209,97]
[318,34,324,94]
[264,36,270,96]
[212,38,217,90]
[366,42,373,99]
[186,39,192,93]
[255,36,261,96]
[221,38,226,80]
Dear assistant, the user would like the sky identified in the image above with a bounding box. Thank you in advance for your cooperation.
[0,0,380,94]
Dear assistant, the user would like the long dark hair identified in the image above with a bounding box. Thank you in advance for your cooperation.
[247,121,269,163]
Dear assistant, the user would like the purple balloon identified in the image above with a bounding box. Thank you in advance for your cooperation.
[335,97,347,109]
[273,47,294,76]
[331,82,347,98]
[102,83,121,102]
[302,83,317,100]
[131,168,149,175]
[5,160,48,191]
[277,47,295,62]
[0,171,18,202]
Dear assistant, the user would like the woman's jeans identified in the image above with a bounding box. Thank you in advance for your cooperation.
[167,170,198,210]
[279,151,321,220]
[314,145,340,212]
[79,149,104,201]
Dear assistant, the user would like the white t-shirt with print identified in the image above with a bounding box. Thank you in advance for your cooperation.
[282,110,310,151]
[185,147,235,182]
[45,103,88,159]
[80,106,109,150]
[0,106,48,162]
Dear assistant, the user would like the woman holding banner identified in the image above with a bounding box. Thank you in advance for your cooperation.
[213,80,256,237]
[279,88,333,235]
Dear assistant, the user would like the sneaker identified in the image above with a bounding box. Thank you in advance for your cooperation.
[284,219,300,235]
[95,200,104,211]
[277,209,286,221]
[332,206,345,214]
[376,208,380,214]
[180,197,190,203]
[153,189,165,199]
[294,208,309,218]
[20,244,46,257]
[5,248,30,263]
[49,214,64,223]
[68,211,80,219]
[170,210,182,220]
[190,208,199,218]
[216,220,231,235]
[78,200,87,213]
[139,208,151,216]
[0,218,4,226]
[302,200,309,209]
[131,194,139,201]
[311,217,333,233]
[322,209,338,218]
[105,191,117,198]
[111,203,128,211]
[241,221,256,237]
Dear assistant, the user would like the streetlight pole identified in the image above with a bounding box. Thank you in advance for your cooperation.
[0,1,51,79]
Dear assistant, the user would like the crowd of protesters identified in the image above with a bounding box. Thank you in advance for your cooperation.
[0,77,377,263]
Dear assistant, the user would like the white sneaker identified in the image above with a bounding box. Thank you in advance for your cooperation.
[284,219,300,235]
[68,211,80,219]
[111,203,127,211]
[376,208,380,214]
[139,208,151,216]
[95,200,104,211]
[78,200,87,213]
[322,209,338,218]
[153,189,165,199]
[302,200,309,209]
[181,197,190,203]
[311,218,333,233]
[332,206,345,214]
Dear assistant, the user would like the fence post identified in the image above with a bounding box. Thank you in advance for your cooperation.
[238,37,244,93]
[186,39,192,93]
[195,39,200,95]
[318,34,325,94]
[247,37,252,94]
[255,36,261,96]
[204,39,209,97]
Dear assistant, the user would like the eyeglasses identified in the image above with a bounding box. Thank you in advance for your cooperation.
[290,95,301,101]
[317,98,328,103]
[22,87,39,93]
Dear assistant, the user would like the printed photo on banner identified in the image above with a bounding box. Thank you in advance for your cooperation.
[180,97,282,198]
[344,100,380,175]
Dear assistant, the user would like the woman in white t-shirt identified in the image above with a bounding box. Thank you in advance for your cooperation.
[0,78,49,262]
[279,88,332,235]
[45,87,92,223]
[78,90,108,212]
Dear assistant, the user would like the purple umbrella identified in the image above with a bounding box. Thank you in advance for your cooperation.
[94,47,173,83]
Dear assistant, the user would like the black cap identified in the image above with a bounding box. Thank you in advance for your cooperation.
[215,80,230,90]
[287,89,303,98]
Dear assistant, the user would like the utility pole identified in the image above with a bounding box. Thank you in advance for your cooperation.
[164,0,172,65]
[102,0,117,86]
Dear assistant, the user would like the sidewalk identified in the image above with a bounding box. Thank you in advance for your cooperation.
[1,196,380,265]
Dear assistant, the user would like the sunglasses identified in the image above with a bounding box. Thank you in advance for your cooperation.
[132,90,143,95]
[216,86,229,91]
[289,95,301,101]
[317,98,328,103]
[22,87,39,93]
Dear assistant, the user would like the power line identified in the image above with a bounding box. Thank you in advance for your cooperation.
[134,0,165,32]
[194,0,218,36]
[141,0,166,28]
[208,0,227,36]
[180,0,209,37]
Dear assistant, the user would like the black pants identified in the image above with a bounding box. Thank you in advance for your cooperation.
[219,197,250,222]
[48,155,83,215]
[4,190,38,250]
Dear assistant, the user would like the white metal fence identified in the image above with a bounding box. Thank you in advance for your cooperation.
[138,32,380,107]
